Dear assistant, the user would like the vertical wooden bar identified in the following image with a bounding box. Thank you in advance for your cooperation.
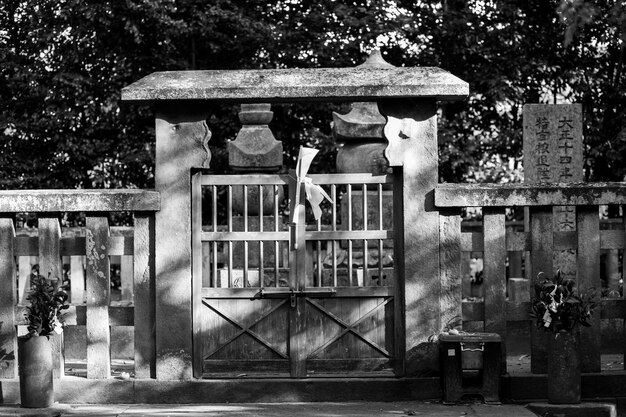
[392,166,406,376]
[191,172,203,378]
[202,242,211,288]
[378,183,384,286]
[259,185,264,287]
[120,255,133,302]
[227,185,233,287]
[134,212,156,379]
[38,215,63,379]
[155,102,211,380]
[212,186,218,288]
[623,211,626,370]
[70,256,85,304]
[483,208,507,373]
[347,185,353,286]
[316,219,321,287]
[288,172,305,377]
[86,215,111,379]
[274,184,280,287]
[294,181,307,377]
[243,185,248,286]
[577,205,601,373]
[439,210,462,332]
[0,216,16,379]
[606,249,620,291]
[331,185,337,287]
[362,184,368,286]
[18,256,31,305]
[38,216,62,283]
[529,207,553,374]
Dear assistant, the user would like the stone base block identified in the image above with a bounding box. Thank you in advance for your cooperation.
[527,402,616,417]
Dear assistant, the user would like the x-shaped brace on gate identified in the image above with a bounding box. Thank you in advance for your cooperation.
[306,297,393,359]
[202,298,289,360]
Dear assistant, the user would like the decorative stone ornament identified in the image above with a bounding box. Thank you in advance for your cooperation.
[229,103,284,215]
[228,103,282,171]
[333,50,393,175]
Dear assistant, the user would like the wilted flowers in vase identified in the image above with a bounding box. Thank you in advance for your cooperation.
[24,273,69,337]
[531,270,596,333]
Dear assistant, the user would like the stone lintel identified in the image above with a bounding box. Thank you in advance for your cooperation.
[435,183,626,207]
[121,67,468,103]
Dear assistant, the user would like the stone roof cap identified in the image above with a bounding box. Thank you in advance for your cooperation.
[121,66,468,103]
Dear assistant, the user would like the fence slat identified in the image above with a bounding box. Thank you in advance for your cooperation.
[134,213,155,379]
[439,210,462,331]
[38,215,64,379]
[483,208,507,373]
[86,215,111,379]
[529,207,553,374]
[577,205,601,373]
[17,256,32,305]
[0,216,16,379]
[120,255,133,302]
[70,256,85,304]
[621,211,626,370]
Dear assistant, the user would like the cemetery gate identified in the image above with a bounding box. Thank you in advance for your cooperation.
[191,171,399,378]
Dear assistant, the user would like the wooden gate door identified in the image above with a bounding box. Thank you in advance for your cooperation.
[192,172,399,378]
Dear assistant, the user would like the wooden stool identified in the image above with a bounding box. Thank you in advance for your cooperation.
[439,332,501,404]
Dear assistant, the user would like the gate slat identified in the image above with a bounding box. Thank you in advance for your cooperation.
[623,211,626,371]
[439,210,462,331]
[0,216,16,379]
[529,207,553,374]
[483,208,507,373]
[86,215,111,379]
[191,172,203,378]
[577,205,601,372]
[38,215,64,379]
[134,213,155,379]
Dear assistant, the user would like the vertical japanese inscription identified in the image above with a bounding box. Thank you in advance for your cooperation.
[523,104,583,185]
[534,115,551,183]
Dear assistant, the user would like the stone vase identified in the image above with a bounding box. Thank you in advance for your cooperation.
[18,335,54,408]
[547,330,581,404]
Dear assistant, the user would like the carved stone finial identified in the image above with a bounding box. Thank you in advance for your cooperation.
[357,49,395,69]
[332,50,395,175]
[228,103,282,171]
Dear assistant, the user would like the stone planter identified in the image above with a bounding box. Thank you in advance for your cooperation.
[18,335,53,408]
[547,330,581,404]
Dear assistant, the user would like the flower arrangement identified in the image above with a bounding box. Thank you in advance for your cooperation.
[531,270,596,333]
[24,273,69,337]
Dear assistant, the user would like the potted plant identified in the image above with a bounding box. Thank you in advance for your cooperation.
[18,272,69,408]
[530,269,596,404]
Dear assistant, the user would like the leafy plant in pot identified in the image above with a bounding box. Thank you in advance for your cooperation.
[18,273,69,408]
[530,270,596,404]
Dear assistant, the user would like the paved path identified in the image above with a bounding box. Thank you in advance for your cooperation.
[0,402,539,417]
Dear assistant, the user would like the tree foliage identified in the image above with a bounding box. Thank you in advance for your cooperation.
[0,0,624,190]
